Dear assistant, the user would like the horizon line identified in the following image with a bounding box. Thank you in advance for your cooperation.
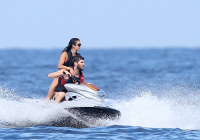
[0,45,200,50]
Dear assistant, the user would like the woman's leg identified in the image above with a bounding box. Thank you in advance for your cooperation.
[45,78,58,100]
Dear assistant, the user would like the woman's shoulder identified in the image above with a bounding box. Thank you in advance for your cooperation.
[62,50,69,55]
[60,51,68,58]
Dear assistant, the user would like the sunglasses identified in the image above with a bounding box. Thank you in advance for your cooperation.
[76,44,81,47]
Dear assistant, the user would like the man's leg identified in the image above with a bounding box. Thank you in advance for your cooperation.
[54,92,66,103]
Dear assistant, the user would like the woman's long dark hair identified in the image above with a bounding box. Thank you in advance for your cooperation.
[63,38,80,52]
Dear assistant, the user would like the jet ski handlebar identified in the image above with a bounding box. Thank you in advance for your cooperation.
[63,71,81,85]
[70,75,81,84]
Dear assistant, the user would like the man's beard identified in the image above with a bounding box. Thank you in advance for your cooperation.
[77,65,83,71]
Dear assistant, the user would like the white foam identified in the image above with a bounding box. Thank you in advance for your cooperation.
[110,91,200,130]
[1,86,200,129]
[0,87,73,127]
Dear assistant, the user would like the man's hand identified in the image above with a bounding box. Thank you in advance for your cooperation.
[63,70,71,76]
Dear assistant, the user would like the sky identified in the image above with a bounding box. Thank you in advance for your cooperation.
[0,0,200,49]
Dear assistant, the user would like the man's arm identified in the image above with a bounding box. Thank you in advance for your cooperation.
[48,69,70,78]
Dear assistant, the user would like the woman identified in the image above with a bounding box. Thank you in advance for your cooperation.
[45,38,82,100]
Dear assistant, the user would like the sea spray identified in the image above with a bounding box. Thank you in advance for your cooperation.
[0,87,75,128]
[110,91,200,130]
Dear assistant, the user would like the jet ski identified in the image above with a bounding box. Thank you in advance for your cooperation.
[48,77,121,128]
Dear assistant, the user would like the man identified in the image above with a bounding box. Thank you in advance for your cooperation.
[48,55,84,103]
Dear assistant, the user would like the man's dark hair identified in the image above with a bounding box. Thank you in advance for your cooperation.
[72,54,84,64]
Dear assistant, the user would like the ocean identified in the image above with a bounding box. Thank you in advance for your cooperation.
[0,48,200,139]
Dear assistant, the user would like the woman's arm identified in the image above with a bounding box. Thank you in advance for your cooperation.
[57,52,73,71]
[58,51,75,74]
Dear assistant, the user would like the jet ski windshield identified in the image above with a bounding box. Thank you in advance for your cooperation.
[96,89,105,98]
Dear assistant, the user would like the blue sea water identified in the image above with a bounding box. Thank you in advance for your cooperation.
[0,48,200,139]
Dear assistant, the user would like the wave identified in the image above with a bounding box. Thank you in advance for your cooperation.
[0,87,71,128]
[1,85,200,130]
[112,91,200,130]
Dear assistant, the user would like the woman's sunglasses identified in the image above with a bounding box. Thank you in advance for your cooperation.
[76,44,81,47]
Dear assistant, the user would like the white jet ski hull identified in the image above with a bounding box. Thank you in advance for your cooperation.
[47,83,121,128]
